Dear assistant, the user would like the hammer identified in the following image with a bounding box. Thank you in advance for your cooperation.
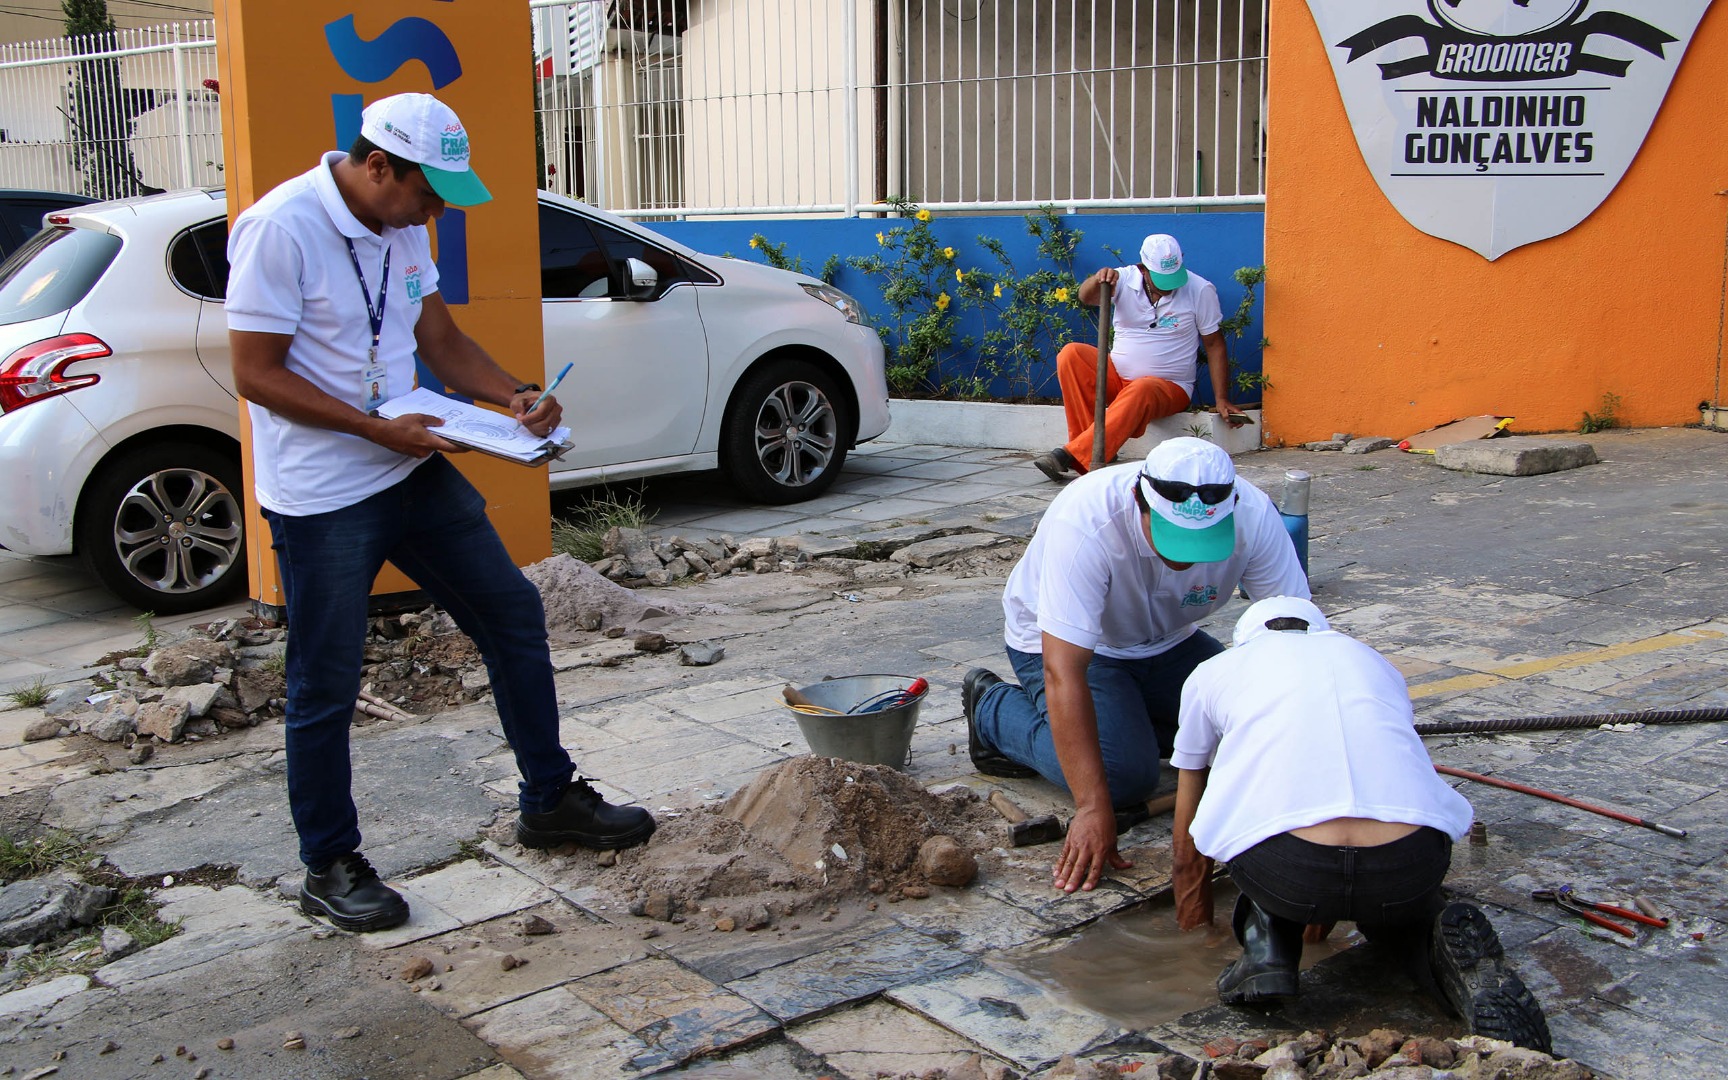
[988,790,1065,847]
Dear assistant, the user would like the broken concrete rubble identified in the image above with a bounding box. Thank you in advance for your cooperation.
[0,875,114,949]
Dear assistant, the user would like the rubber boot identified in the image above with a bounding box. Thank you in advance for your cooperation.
[1217,893,1303,1003]
[1428,902,1553,1053]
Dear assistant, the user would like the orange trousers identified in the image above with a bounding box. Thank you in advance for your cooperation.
[1056,342,1190,470]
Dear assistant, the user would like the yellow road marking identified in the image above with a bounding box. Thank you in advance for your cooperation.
[1407,628,1725,700]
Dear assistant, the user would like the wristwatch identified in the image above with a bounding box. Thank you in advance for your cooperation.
[513,382,541,395]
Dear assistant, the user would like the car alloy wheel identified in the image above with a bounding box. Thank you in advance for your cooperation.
[79,442,247,614]
[721,358,851,503]
[114,466,243,592]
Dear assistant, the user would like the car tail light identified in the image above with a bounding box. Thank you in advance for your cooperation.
[0,333,109,413]
[46,214,70,225]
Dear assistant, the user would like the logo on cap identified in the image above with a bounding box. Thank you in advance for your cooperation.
[1171,498,1215,522]
[439,124,468,163]
[1159,254,1181,272]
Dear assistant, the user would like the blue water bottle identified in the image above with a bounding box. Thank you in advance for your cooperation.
[1278,469,1310,575]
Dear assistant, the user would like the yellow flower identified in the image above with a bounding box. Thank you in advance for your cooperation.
[942,246,955,260]
[955,269,964,284]
[915,208,932,222]
[993,283,1003,298]
[876,231,886,245]
[1054,287,1071,303]
[936,292,951,311]
[748,237,759,249]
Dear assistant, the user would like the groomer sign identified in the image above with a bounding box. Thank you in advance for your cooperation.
[1305,1,1712,259]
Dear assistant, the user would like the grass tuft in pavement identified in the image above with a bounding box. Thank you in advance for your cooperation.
[0,831,182,985]
[6,677,51,709]
[552,491,655,562]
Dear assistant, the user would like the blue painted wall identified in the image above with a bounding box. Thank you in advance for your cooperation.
[654,211,1266,405]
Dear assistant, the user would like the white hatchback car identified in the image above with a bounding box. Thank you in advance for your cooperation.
[0,188,889,614]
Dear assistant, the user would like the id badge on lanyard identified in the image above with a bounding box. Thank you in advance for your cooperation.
[346,238,391,412]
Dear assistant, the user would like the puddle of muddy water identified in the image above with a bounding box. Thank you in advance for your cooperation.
[999,883,1356,1030]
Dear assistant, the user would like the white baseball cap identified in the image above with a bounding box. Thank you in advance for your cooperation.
[1139,233,1188,290]
[1232,596,1329,647]
[359,93,492,207]
[1138,437,1237,563]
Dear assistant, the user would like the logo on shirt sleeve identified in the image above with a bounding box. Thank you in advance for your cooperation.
[404,265,423,304]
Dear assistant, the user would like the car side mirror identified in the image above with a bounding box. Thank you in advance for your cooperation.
[623,257,658,300]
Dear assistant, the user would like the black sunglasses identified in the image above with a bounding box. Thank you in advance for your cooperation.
[1144,474,1234,505]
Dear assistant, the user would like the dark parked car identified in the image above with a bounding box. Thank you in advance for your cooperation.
[0,190,100,263]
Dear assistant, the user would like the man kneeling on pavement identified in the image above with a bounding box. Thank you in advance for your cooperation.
[1171,596,1551,1050]
[963,437,1308,893]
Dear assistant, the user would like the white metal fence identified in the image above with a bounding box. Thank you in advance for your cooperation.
[533,0,1268,218]
[0,22,221,197]
[0,3,1268,218]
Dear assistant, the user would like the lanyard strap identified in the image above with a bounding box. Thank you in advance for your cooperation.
[343,238,390,354]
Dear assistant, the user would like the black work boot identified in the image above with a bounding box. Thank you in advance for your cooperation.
[300,852,409,933]
[963,668,1036,778]
[1217,893,1303,1003]
[1032,447,1080,483]
[517,778,657,851]
[1429,902,1553,1053]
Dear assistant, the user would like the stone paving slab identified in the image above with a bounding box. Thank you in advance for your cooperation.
[886,963,1127,1071]
[666,1037,835,1077]
[0,973,88,1021]
[2,933,502,1079]
[94,885,312,988]
[1436,436,1599,476]
[360,862,556,950]
[399,900,648,1020]
[465,984,651,1079]
[788,998,1013,1079]
[102,725,508,887]
[1545,991,1728,1080]
[567,955,778,1072]
[725,925,975,1023]
[0,743,88,799]
[882,881,1060,954]
[977,864,1146,931]
[647,905,890,987]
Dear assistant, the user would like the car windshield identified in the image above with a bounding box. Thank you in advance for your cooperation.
[0,226,122,327]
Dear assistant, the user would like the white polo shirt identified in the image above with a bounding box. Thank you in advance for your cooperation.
[226,151,440,516]
[1002,463,1308,659]
[1107,264,1223,395]
[1172,628,1474,862]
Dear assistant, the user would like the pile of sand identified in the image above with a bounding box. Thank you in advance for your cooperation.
[594,757,1002,925]
[522,554,730,637]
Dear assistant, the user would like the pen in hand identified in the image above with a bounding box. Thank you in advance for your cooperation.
[524,361,573,416]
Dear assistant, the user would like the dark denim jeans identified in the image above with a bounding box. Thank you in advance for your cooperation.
[265,455,574,869]
[972,630,1225,805]
[1227,827,1453,938]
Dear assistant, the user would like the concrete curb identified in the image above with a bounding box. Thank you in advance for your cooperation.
[880,399,1264,456]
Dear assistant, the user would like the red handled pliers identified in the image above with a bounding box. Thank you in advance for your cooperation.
[1532,886,1669,938]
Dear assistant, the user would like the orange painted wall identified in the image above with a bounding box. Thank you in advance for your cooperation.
[1263,1,1728,444]
[214,1,549,608]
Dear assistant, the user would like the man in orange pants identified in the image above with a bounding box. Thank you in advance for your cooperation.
[1034,234,1248,482]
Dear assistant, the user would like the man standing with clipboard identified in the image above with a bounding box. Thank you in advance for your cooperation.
[227,93,655,934]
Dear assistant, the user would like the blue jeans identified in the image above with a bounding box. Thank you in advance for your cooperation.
[265,455,574,869]
[973,630,1225,806]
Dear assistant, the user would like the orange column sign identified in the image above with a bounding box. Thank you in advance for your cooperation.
[214,0,550,612]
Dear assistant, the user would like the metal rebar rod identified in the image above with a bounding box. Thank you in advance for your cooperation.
[1435,765,1688,839]
[1416,706,1728,737]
